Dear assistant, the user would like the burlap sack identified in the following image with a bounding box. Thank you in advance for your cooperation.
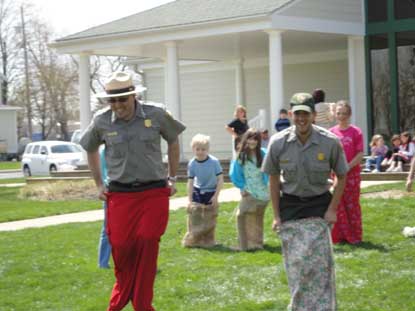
[237,194,268,251]
[182,202,218,248]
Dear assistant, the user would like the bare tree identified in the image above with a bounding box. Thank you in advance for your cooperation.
[28,20,79,140]
[0,0,21,106]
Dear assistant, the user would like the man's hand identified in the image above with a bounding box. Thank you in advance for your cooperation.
[324,205,337,224]
[272,217,281,232]
[168,180,177,196]
[98,184,107,201]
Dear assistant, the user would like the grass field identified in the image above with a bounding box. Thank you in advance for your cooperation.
[0,187,415,310]
[0,182,234,222]
[0,161,20,170]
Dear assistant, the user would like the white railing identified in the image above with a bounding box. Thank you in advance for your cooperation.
[248,109,267,130]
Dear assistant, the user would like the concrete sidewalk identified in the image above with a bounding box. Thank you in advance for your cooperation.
[0,181,400,232]
[0,188,240,232]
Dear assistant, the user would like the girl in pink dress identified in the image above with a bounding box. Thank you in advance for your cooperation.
[330,101,364,244]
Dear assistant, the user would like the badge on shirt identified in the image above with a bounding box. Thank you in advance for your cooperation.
[317,152,325,161]
[106,131,118,137]
[144,119,152,127]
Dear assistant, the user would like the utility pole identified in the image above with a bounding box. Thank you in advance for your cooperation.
[20,6,32,138]
[0,41,6,105]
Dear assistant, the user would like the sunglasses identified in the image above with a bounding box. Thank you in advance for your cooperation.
[107,96,130,104]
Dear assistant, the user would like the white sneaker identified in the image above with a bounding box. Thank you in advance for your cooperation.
[394,166,403,172]
[362,168,371,172]
[371,169,379,173]
[386,166,395,172]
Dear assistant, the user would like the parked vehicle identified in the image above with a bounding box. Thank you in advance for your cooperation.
[21,141,84,177]
[70,129,82,144]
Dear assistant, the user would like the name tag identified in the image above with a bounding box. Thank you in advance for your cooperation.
[106,131,118,137]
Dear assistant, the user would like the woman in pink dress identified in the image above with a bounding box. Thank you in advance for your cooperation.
[330,100,364,244]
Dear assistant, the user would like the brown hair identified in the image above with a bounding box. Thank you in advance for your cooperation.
[237,128,263,167]
[391,134,401,144]
[336,100,352,115]
[400,131,412,150]
[312,89,325,103]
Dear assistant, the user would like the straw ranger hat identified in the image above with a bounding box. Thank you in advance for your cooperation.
[95,71,147,98]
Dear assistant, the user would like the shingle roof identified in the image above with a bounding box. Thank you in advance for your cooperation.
[57,0,294,42]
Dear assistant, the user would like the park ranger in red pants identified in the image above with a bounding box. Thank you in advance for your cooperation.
[80,71,186,311]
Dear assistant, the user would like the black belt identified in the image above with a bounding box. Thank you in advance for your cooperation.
[108,179,166,193]
[281,192,330,202]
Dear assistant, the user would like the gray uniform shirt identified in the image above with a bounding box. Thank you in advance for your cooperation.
[80,101,186,183]
[262,125,348,197]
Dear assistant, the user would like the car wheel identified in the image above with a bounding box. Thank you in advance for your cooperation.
[23,165,31,177]
[49,165,57,174]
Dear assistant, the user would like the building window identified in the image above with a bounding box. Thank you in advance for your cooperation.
[368,0,388,22]
[397,31,415,132]
[369,34,392,139]
[395,0,415,20]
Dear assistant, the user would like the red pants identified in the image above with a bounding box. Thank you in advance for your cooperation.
[331,171,362,244]
[106,188,170,311]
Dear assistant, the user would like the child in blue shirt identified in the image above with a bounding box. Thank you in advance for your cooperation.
[230,128,269,251]
[182,134,224,248]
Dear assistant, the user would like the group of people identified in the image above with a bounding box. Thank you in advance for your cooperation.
[363,132,415,173]
[81,70,365,311]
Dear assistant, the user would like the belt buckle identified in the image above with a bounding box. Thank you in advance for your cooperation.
[131,181,142,188]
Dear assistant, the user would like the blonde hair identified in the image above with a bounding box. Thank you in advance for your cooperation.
[370,134,383,147]
[233,105,247,118]
[191,134,210,149]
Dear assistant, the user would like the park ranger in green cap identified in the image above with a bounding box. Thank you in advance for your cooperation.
[262,92,348,311]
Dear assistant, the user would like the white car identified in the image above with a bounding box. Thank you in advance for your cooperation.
[21,141,85,176]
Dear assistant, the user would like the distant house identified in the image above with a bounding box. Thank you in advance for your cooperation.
[51,0,415,159]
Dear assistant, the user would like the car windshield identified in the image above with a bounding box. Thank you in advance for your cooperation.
[51,145,80,154]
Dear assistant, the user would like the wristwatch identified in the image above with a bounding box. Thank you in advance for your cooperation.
[167,176,177,183]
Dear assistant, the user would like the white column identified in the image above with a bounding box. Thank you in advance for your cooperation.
[348,36,368,151]
[79,53,91,132]
[165,41,181,120]
[235,59,245,106]
[165,41,184,159]
[267,30,284,133]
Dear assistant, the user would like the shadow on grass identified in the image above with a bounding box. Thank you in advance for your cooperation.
[334,241,388,253]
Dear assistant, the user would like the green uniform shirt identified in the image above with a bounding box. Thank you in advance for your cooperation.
[262,125,348,197]
[80,101,186,183]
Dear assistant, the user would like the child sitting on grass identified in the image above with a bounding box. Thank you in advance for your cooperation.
[182,134,224,248]
[363,134,388,173]
[230,128,269,251]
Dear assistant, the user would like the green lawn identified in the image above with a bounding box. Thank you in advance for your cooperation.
[361,181,406,193]
[0,182,234,222]
[0,187,101,222]
[0,195,415,310]
[0,178,25,184]
[0,161,20,170]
